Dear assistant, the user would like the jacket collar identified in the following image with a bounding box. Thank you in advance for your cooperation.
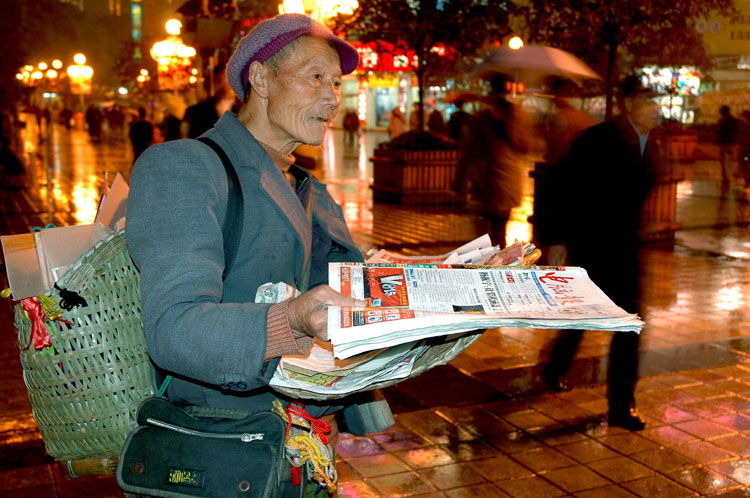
[208,112,312,280]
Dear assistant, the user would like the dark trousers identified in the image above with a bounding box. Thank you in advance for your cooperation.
[545,251,641,413]
[545,329,640,412]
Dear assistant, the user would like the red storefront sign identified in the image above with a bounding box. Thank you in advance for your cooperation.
[350,41,418,72]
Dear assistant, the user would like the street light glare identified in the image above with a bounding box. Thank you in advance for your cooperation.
[38,62,48,70]
[45,69,57,79]
[52,59,63,69]
[176,45,196,58]
[508,36,524,50]
[279,0,305,15]
[165,18,182,36]
[74,53,86,65]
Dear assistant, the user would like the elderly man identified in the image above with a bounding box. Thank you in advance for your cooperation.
[126,13,383,494]
[539,76,661,431]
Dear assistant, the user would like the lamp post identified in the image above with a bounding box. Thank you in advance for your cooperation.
[150,19,197,91]
[508,36,523,98]
[278,0,358,23]
[66,53,93,111]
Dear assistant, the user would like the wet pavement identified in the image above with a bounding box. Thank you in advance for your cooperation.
[1,115,750,496]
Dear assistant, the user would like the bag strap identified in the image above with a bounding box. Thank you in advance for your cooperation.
[156,137,244,398]
[197,136,244,281]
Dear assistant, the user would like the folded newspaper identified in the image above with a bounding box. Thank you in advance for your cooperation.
[266,235,642,399]
[327,263,643,359]
[260,282,480,400]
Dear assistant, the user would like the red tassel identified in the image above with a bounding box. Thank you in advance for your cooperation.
[21,297,51,350]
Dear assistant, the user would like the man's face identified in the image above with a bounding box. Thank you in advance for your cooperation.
[628,95,661,132]
[264,37,342,148]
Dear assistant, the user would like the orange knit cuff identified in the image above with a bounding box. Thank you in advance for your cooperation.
[265,301,313,361]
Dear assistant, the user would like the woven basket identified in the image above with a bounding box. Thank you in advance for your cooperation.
[14,231,155,461]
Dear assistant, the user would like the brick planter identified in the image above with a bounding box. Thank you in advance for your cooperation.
[641,163,685,241]
[661,134,698,162]
[371,148,461,205]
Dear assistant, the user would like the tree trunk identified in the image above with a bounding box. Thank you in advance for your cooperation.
[604,40,618,121]
[417,68,425,132]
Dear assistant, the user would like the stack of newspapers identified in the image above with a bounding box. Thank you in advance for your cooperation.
[268,236,643,400]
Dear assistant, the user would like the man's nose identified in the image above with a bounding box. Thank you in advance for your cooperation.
[321,81,341,105]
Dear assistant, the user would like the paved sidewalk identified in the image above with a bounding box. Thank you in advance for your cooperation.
[0,124,749,496]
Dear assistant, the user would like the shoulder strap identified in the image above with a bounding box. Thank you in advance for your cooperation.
[157,137,244,398]
[196,136,244,281]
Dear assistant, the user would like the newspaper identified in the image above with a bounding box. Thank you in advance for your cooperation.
[270,340,430,397]
[366,234,541,266]
[327,263,643,359]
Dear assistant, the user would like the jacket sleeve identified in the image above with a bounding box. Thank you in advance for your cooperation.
[126,140,273,392]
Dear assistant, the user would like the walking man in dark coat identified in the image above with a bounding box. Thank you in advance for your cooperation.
[539,76,661,431]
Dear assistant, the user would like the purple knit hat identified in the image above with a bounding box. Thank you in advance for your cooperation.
[227,13,360,99]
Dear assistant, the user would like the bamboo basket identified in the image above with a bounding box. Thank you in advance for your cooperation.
[14,231,155,461]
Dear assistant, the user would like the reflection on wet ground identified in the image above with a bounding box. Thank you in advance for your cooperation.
[2,115,750,496]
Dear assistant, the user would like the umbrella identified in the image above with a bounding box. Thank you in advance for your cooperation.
[471,44,600,86]
[444,91,483,104]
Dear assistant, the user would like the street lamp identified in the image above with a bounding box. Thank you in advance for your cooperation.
[278,0,358,22]
[508,36,524,50]
[67,53,93,110]
[506,36,525,98]
[150,19,197,91]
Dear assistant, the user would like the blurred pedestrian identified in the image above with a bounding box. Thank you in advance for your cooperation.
[59,107,73,129]
[128,107,153,164]
[535,79,597,257]
[717,104,739,190]
[427,107,448,137]
[387,106,406,140]
[542,78,597,167]
[84,104,103,141]
[343,109,359,146]
[182,63,237,138]
[107,104,126,139]
[460,74,529,247]
[540,76,660,431]
[448,99,472,142]
[739,110,750,191]
[409,102,428,131]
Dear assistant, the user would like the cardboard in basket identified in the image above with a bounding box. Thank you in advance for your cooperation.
[1,222,112,300]
[95,172,129,231]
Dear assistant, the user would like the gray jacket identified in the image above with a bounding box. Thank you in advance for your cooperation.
[126,112,362,416]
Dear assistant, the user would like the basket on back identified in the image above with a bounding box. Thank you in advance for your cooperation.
[14,231,154,461]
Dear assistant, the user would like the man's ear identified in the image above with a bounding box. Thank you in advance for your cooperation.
[247,61,269,98]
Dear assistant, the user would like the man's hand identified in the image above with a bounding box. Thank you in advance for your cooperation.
[545,244,568,266]
[288,285,365,341]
